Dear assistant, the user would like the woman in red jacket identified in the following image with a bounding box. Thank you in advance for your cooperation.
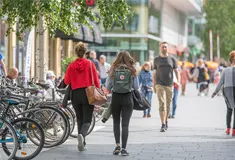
[64,42,100,151]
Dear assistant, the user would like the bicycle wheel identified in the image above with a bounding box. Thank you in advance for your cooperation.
[87,113,96,135]
[63,104,76,134]
[11,118,45,160]
[29,106,68,148]
[0,118,18,160]
[57,107,71,145]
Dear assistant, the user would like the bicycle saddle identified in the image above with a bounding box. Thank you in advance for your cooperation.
[36,83,50,89]
[23,88,39,93]
[7,98,20,105]
[56,88,67,94]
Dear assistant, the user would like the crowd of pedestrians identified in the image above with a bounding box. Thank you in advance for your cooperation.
[59,41,235,156]
[3,39,232,157]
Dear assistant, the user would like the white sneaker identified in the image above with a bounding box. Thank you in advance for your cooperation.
[77,134,85,151]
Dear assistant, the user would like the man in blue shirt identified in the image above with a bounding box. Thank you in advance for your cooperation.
[0,52,7,76]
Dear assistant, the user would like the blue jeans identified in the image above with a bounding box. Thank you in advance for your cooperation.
[141,87,153,115]
[171,88,179,116]
[101,78,107,85]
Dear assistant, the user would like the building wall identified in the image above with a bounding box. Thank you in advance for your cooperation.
[161,1,188,47]
[0,19,9,69]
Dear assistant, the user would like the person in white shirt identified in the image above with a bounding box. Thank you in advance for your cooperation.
[99,55,111,86]
[46,70,61,100]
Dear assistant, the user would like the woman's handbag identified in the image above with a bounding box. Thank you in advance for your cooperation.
[85,61,107,105]
[132,90,151,111]
[204,72,210,81]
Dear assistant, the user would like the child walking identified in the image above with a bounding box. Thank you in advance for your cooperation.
[138,62,153,118]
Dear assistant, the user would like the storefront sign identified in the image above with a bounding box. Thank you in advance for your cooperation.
[24,31,33,84]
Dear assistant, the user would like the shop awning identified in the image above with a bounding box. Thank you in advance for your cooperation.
[82,25,94,43]
[55,22,102,44]
[90,22,103,44]
[55,26,83,40]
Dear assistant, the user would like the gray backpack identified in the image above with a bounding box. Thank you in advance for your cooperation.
[113,65,132,93]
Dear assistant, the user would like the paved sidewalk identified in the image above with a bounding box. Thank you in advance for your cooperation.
[35,84,235,160]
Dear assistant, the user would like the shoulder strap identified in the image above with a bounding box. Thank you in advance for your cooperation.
[89,61,94,85]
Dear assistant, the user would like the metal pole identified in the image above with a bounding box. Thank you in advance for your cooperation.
[129,0,132,53]
[217,34,220,59]
[39,16,46,82]
[209,29,213,61]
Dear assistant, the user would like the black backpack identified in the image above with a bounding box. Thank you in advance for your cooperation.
[113,65,132,93]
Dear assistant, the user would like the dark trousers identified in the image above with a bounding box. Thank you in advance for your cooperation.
[71,88,94,138]
[226,107,235,129]
[111,92,133,149]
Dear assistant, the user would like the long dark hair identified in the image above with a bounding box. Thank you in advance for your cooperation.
[108,51,137,78]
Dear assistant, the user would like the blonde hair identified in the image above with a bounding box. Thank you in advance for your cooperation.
[229,51,235,64]
[74,42,87,58]
[197,59,204,66]
[141,61,151,71]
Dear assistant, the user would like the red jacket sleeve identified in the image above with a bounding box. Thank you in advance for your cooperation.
[64,65,71,85]
[91,62,100,88]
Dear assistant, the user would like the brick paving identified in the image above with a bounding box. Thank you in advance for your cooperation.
[34,84,235,160]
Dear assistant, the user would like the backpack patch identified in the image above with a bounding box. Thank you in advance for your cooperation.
[113,66,132,93]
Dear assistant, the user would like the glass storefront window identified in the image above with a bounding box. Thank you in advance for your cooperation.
[148,0,161,37]
[97,0,148,35]
[89,37,148,64]
[148,39,160,57]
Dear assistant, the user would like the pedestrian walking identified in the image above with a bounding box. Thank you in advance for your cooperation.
[99,55,111,86]
[89,50,100,74]
[180,62,190,96]
[64,42,100,151]
[153,42,180,132]
[106,51,139,156]
[0,52,7,76]
[169,72,179,118]
[138,61,153,118]
[192,59,209,96]
[212,51,235,136]
[134,62,141,74]
[45,70,61,100]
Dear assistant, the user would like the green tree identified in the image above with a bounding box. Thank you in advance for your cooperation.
[203,0,235,59]
[61,56,76,73]
[0,0,132,36]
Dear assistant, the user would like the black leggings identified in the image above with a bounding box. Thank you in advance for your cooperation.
[111,92,133,149]
[71,88,94,138]
[227,107,235,129]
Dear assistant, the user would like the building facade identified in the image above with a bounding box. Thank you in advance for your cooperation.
[1,0,202,80]
[89,0,202,65]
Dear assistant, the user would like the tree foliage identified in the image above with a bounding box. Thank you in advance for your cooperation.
[61,56,76,73]
[0,0,132,37]
[203,0,235,59]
